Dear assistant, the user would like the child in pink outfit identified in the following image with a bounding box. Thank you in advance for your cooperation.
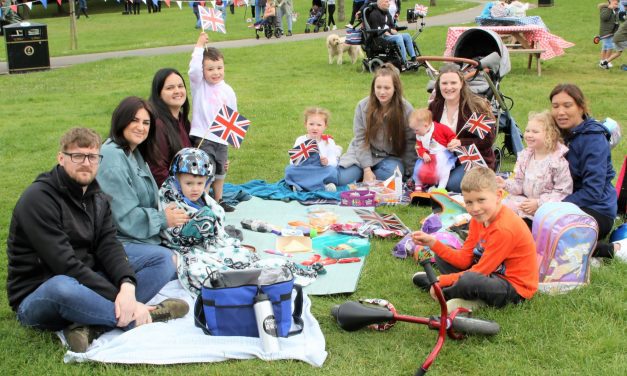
[496,111,573,227]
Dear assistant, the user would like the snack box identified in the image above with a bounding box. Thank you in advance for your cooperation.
[312,234,370,259]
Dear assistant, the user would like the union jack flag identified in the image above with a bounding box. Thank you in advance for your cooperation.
[199,6,226,34]
[209,105,250,148]
[354,209,410,235]
[414,4,428,17]
[461,113,494,140]
[453,144,487,172]
[288,139,319,165]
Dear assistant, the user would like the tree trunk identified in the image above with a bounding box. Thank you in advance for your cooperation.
[338,0,346,22]
[69,0,78,50]
[430,0,437,6]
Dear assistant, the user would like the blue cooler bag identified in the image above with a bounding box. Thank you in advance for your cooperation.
[194,267,303,337]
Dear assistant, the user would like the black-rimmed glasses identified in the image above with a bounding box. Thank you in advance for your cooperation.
[62,152,103,164]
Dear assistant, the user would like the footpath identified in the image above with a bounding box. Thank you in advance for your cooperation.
[0,1,489,74]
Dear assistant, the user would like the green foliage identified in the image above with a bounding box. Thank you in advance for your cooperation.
[0,0,626,375]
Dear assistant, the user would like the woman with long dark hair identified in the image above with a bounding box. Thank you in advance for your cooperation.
[338,63,415,184]
[148,68,193,186]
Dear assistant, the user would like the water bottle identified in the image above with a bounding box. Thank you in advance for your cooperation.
[253,293,280,353]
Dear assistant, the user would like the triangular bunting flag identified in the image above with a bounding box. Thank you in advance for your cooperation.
[177,1,183,9]
[40,0,47,8]
[164,0,170,7]
[152,0,158,5]
[56,0,61,6]
[141,0,146,4]
[10,4,17,12]
[25,2,33,10]
[383,166,403,197]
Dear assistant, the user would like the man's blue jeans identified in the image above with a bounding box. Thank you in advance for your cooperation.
[384,33,416,64]
[337,157,404,185]
[16,243,176,331]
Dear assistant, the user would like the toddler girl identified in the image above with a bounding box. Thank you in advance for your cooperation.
[497,111,573,227]
[410,108,458,191]
[285,107,342,192]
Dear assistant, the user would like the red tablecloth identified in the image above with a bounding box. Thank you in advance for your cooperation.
[445,25,575,61]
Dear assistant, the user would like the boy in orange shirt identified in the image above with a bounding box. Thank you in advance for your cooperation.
[411,167,538,310]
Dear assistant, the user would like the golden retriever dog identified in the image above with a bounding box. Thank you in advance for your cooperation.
[326,33,362,65]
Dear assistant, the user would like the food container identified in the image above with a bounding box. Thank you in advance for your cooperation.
[313,234,370,259]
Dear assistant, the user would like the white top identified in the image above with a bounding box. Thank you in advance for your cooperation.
[292,135,342,166]
[188,47,237,145]
[440,104,458,133]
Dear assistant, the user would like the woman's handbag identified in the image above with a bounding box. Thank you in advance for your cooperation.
[194,267,304,337]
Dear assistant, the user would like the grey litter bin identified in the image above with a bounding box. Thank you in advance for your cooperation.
[4,22,50,74]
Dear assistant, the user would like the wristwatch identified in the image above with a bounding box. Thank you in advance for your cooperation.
[119,277,136,287]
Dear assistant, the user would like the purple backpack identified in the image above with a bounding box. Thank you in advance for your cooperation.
[532,202,598,294]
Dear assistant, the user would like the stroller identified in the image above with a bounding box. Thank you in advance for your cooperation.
[255,15,281,39]
[305,0,329,33]
[418,28,524,172]
[357,2,425,73]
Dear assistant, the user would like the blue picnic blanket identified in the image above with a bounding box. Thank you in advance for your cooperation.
[224,179,345,203]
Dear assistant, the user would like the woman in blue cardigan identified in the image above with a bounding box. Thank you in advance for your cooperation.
[550,83,625,261]
[97,97,189,271]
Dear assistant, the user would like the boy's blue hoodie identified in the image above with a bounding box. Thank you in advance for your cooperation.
[562,117,617,219]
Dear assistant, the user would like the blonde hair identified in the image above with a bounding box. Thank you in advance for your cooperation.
[409,108,433,125]
[460,166,498,193]
[303,107,330,126]
[59,127,102,152]
[527,110,561,152]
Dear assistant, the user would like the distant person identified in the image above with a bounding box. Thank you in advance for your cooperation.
[7,128,188,354]
[276,0,294,35]
[602,15,627,68]
[598,0,620,69]
[76,0,89,19]
[412,167,538,311]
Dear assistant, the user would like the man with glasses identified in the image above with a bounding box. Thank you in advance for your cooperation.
[7,128,188,354]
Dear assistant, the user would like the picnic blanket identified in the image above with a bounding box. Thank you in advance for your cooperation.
[62,281,327,366]
[225,197,372,295]
[224,179,343,204]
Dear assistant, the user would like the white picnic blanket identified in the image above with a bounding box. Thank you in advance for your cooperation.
[62,281,327,367]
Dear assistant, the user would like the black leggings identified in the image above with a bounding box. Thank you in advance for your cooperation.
[581,207,615,258]
[328,4,336,26]
[434,255,524,308]
[349,1,364,25]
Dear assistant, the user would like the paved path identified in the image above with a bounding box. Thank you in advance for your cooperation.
[0,1,489,73]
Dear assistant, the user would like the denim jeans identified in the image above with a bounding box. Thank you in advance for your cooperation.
[445,164,465,193]
[337,157,403,185]
[384,33,416,64]
[276,4,293,32]
[16,243,176,331]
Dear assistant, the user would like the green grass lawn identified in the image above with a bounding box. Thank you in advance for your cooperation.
[0,0,626,375]
[0,0,473,60]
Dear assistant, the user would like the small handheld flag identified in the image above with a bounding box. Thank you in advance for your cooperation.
[414,4,428,17]
[461,113,494,140]
[354,209,410,235]
[453,144,487,171]
[288,139,319,165]
[208,105,250,148]
[199,6,226,33]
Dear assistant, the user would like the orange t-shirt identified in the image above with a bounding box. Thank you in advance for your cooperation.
[432,205,538,299]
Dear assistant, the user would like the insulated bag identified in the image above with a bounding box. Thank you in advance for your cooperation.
[532,202,598,294]
[194,267,304,337]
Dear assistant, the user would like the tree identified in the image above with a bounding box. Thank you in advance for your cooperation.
[430,0,437,6]
[338,0,345,21]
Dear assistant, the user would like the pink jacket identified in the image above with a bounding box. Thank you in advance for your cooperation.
[504,142,573,210]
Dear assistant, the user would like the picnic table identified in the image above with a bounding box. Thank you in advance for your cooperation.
[445,25,575,61]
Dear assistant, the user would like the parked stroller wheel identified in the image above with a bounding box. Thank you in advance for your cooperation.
[275,28,282,38]
[314,26,319,32]
[305,27,310,33]
[368,58,385,73]
[451,315,500,336]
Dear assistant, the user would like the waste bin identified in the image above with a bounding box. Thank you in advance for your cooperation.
[538,0,553,7]
[4,22,50,74]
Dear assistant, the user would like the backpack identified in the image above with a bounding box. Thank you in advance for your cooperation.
[532,202,598,294]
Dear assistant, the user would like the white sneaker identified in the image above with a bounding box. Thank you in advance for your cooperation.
[324,183,337,192]
[613,239,627,262]
[607,61,614,68]
[332,25,337,30]
[589,257,602,268]
[345,24,353,29]
[446,298,486,312]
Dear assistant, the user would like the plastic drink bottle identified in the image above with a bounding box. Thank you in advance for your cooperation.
[253,293,280,353]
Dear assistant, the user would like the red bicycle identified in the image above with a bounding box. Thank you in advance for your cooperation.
[331,258,500,375]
